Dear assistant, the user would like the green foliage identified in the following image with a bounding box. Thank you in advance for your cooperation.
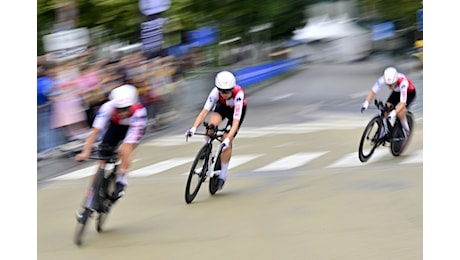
[37,0,422,56]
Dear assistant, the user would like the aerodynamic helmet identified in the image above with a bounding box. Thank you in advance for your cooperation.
[215,71,236,90]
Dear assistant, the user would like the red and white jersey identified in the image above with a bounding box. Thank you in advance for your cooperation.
[93,100,147,143]
[371,73,416,103]
[203,85,247,120]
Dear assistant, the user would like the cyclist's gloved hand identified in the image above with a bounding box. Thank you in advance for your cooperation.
[222,137,231,150]
[361,100,369,113]
[185,126,196,137]
[75,151,90,162]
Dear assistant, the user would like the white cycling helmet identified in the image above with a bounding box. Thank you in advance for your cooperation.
[215,71,236,90]
[383,67,398,85]
[109,84,139,108]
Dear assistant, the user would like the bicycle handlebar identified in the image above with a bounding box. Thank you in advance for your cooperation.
[186,121,230,142]
[87,145,119,162]
[373,99,392,113]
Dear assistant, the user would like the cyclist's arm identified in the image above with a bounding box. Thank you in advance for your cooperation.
[395,80,409,114]
[118,108,148,173]
[76,102,112,161]
[227,91,245,140]
[365,77,384,103]
[364,90,376,104]
[192,108,209,129]
[192,89,218,128]
[227,118,240,141]
[76,127,101,161]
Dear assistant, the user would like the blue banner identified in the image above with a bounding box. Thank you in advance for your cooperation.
[234,58,302,88]
[187,26,218,47]
[371,21,395,41]
[417,9,423,31]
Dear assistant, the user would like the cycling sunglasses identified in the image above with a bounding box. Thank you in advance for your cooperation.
[116,106,131,113]
[218,88,233,94]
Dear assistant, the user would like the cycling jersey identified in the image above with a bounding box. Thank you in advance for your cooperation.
[371,73,416,104]
[203,85,247,121]
[93,100,147,144]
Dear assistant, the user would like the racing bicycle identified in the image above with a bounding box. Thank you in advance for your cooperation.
[185,122,230,204]
[74,144,119,246]
[358,99,415,162]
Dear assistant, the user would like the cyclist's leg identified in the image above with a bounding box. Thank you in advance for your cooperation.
[102,123,129,201]
[207,103,224,139]
[399,91,416,133]
[218,106,246,188]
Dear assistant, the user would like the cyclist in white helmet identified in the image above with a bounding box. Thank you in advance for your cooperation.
[361,66,417,136]
[75,80,147,221]
[185,71,247,190]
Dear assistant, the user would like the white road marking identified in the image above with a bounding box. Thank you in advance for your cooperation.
[254,152,327,172]
[180,154,263,176]
[271,93,293,101]
[130,158,193,177]
[326,149,388,168]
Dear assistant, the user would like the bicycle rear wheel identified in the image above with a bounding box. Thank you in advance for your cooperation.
[358,116,382,162]
[185,145,210,204]
[391,112,414,156]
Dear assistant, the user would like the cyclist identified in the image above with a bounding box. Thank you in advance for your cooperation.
[361,66,416,139]
[185,71,247,190]
[75,83,147,220]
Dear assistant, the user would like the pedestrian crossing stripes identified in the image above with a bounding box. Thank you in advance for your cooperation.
[52,149,423,181]
[254,152,327,172]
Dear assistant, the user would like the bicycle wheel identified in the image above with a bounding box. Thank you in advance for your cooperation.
[185,145,210,204]
[96,170,117,233]
[391,112,415,156]
[390,120,404,156]
[358,116,382,162]
[74,207,93,246]
[209,147,223,195]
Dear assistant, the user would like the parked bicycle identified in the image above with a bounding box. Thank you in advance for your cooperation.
[74,144,119,246]
[185,122,230,204]
[358,99,415,162]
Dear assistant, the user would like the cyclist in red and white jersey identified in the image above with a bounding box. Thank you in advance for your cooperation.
[361,67,416,136]
[185,71,247,190]
[75,82,147,217]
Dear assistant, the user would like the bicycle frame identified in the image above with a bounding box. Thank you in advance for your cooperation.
[85,151,119,209]
[359,99,414,162]
[206,135,225,179]
[74,146,119,246]
[187,122,229,179]
[184,122,230,203]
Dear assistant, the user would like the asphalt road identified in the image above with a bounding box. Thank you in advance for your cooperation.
[37,56,423,260]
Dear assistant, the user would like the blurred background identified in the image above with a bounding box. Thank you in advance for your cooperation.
[37,0,423,155]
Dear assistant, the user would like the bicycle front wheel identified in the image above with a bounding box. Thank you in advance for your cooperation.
[74,207,93,246]
[358,117,382,162]
[185,145,210,204]
[96,171,117,233]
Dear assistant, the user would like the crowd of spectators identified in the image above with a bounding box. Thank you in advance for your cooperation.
[37,48,182,154]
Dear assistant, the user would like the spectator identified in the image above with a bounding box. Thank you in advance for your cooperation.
[49,60,89,141]
[37,63,55,152]
[76,62,104,126]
